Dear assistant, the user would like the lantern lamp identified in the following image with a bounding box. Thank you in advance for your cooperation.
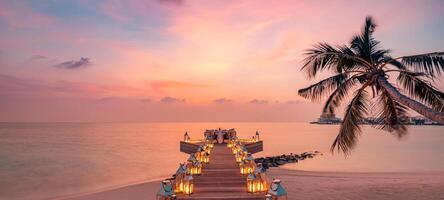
[174,163,186,193]
[246,173,258,193]
[254,163,268,192]
[201,152,209,164]
[156,180,175,200]
[186,160,202,175]
[239,161,247,175]
[265,194,273,200]
[267,179,287,200]
[182,174,194,195]
[235,152,244,163]
[184,132,189,142]
[194,161,202,175]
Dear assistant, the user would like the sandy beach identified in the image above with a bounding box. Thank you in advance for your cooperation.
[60,169,444,200]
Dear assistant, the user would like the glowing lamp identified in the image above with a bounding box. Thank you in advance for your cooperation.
[182,174,194,195]
[156,180,175,200]
[201,152,210,164]
[235,152,244,163]
[186,161,202,175]
[267,179,287,200]
[173,163,186,193]
[254,163,269,192]
[239,161,252,175]
[184,132,190,143]
[204,146,211,154]
[246,173,258,193]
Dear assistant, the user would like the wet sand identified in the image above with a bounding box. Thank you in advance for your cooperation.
[60,169,444,200]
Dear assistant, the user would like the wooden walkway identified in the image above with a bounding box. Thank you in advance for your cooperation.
[177,144,265,200]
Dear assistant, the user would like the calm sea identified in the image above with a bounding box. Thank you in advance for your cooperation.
[0,122,443,200]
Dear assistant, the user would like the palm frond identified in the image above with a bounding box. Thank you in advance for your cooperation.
[302,43,369,78]
[322,75,364,114]
[381,56,406,70]
[331,87,369,154]
[397,71,444,112]
[350,16,380,63]
[401,52,444,77]
[373,88,408,138]
[372,49,391,63]
[298,73,348,102]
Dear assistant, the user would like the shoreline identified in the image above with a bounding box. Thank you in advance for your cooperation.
[48,177,167,200]
[59,169,444,200]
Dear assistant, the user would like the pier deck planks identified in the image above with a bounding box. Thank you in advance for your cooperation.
[177,144,265,200]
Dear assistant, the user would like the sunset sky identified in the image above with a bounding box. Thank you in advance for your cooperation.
[1,0,443,122]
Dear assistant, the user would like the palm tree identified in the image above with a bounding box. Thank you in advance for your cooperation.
[298,16,444,154]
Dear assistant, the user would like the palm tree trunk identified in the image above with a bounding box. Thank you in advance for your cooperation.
[377,77,444,124]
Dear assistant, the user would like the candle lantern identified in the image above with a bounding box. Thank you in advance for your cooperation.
[156,180,175,200]
[235,151,244,163]
[265,194,273,200]
[253,163,268,192]
[186,161,202,175]
[184,132,190,143]
[186,154,202,175]
[246,173,258,193]
[182,174,194,195]
[201,152,209,164]
[204,146,211,154]
[195,150,202,162]
[267,179,287,200]
[239,160,247,175]
[239,161,254,175]
[194,161,202,175]
[240,153,255,175]
[173,163,186,193]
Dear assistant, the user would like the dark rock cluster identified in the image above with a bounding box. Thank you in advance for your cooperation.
[254,151,322,170]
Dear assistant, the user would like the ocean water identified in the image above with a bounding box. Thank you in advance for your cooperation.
[0,122,443,200]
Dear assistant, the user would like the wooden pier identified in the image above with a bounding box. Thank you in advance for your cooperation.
[157,129,287,200]
[177,144,265,200]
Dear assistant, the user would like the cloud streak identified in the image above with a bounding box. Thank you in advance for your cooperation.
[161,96,185,103]
[249,99,269,104]
[54,57,91,69]
[213,98,233,104]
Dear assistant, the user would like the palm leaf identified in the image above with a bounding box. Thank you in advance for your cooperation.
[373,88,408,138]
[397,71,444,112]
[298,73,347,102]
[322,75,364,114]
[350,16,379,63]
[331,87,369,154]
[401,52,444,77]
[381,56,406,70]
[302,43,369,78]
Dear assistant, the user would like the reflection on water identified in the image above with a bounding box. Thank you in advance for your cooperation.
[0,122,443,200]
